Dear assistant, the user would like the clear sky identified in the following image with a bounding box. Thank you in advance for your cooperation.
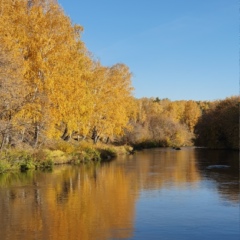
[58,0,238,101]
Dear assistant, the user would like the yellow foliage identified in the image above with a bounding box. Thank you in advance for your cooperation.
[0,0,135,147]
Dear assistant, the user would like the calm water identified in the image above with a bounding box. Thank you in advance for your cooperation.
[0,147,239,240]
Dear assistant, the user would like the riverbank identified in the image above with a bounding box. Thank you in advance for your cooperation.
[0,140,134,173]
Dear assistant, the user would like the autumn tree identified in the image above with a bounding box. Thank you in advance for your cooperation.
[162,101,185,123]
[0,44,28,149]
[0,0,91,146]
[86,63,135,143]
[182,101,201,132]
[195,96,239,150]
[123,98,194,147]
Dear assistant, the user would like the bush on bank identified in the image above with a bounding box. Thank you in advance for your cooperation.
[0,140,133,173]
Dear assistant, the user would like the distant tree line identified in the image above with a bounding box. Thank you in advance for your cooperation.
[121,98,208,148]
[122,96,238,150]
[194,96,239,150]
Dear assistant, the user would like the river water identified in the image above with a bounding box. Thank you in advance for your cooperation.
[0,147,239,240]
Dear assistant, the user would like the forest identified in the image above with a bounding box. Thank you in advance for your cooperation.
[0,0,238,168]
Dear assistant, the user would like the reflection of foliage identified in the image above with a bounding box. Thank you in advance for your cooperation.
[0,148,238,240]
[196,149,239,203]
[0,170,35,187]
[0,163,136,240]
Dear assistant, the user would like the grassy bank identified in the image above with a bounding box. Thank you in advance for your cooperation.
[0,140,133,174]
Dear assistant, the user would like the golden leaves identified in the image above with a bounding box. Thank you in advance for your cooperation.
[0,0,135,146]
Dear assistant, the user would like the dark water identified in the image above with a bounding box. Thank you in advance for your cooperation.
[0,147,239,240]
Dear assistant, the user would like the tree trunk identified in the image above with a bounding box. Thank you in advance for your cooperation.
[5,132,10,146]
[0,133,6,151]
[92,127,99,144]
[21,129,25,142]
[94,135,99,144]
[61,124,70,141]
[33,124,40,148]
[105,137,110,144]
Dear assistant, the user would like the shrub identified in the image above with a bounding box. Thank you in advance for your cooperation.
[37,159,53,169]
[99,147,117,160]
[0,160,11,173]
[70,152,84,164]
[20,159,35,171]
[52,140,76,153]
[84,148,101,162]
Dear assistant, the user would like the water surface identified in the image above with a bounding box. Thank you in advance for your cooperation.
[0,147,239,239]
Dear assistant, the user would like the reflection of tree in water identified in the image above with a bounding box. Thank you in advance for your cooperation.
[0,148,238,240]
[204,168,239,204]
[217,181,239,203]
[122,148,239,204]
[0,164,137,240]
[194,148,239,203]
[123,148,201,191]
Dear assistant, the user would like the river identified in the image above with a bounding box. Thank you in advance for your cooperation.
[0,147,239,240]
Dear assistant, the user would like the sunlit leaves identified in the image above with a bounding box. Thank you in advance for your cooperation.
[0,0,135,147]
[124,98,197,147]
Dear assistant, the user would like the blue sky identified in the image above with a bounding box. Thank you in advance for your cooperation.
[58,0,238,101]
